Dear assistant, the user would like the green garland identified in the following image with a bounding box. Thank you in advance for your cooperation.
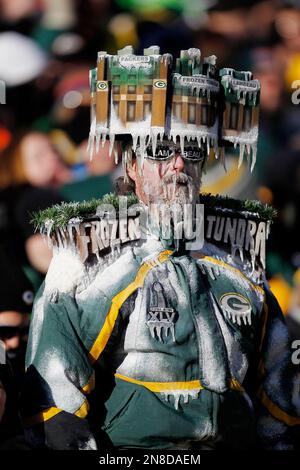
[31,193,139,233]
[200,193,277,221]
[32,192,276,234]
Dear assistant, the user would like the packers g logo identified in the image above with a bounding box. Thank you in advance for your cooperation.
[220,293,252,326]
[154,80,167,89]
[97,81,108,90]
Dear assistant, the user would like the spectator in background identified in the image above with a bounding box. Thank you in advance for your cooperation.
[46,64,121,201]
[0,131,68,276]
[59,138,119,202]
[20,131,72,189]
[0,361,31,449]
[249,47,286,178]
[0,363,11,443]
[0,246,34,382]
[0,0,40,37]
[0,373,6,423]
[0,245,34,446]
[0,31,50,128]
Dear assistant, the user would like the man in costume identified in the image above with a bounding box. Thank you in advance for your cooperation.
[21,46,300,450]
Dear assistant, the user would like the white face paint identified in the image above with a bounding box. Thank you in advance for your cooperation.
[128,148,203,208]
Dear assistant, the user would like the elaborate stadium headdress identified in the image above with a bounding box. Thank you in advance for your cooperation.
[88,45,260,171]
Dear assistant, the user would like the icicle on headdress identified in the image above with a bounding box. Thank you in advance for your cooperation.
[88,45,260,172]
[220,68,260,171]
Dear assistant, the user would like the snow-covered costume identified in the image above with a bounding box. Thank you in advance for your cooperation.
[20,47,300,450]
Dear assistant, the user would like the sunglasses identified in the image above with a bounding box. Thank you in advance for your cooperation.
[137,144,206,163]
[0,325,29,340]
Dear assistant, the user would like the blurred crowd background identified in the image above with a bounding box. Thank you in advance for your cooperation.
[1,0,300,447]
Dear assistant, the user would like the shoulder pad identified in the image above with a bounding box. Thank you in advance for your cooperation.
[33,193,141,264]
[199,193,276,285]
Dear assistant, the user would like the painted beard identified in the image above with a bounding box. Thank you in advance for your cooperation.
[142,172,200,206]
[162,172,196,205]
[142,170,201,239]
[139,160,203,217]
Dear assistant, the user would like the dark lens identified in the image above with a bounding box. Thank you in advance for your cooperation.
[0,325,29,340]
[0,327,19,340]
[146,145,175,161]
[182,146,205,162]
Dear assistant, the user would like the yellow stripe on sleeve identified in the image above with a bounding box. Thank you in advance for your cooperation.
[258,386,300,426]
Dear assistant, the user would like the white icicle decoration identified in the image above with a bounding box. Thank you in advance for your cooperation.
[198,261,220,280]
[109,133,115,157]
[95,132,100,155]
[147,321,176,343]
[170,115,219,159]
[231,243,244,263]
[208,266,216,280]
[161,389,199,410]
[238,143,245,169]
[44,219,54,246]
[87,122,110,160]
[87,116,96,159]
[67,225,74,247]
[249,248,256,274]
[224,126,258,172]
[132,133,138,153]
[114,144,119,164]
[49,289,59,304]
[250,144,257,172]
[220,147,226,171]
[55,228,63,250]
[209,265,220,280]
[122,149,128,182]
[223,309,252,326]
[59,227,67,249]
[198,262,206,275]
[137,148,145,176]
[150,127,165,157]
[101,132,107,147]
